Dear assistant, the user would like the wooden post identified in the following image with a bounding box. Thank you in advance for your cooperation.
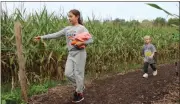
[14,21,28,102]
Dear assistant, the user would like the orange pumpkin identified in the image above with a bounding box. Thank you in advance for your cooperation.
[71,40,78,45]
[71,40,85,49]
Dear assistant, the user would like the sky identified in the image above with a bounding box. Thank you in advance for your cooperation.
[1,2,179,21]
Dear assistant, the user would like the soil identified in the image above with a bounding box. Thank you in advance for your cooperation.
[29,63,179,104]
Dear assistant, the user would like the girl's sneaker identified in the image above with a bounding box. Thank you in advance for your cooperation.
[153,70,157,76]
[143,73,148,78]
[72,92,84,103]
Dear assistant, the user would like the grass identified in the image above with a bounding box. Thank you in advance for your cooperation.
[1,80,69,104]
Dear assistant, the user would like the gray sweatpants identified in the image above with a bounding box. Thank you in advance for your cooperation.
[65,49,87,93]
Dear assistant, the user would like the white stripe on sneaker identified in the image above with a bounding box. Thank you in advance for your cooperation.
[72,97,84,103]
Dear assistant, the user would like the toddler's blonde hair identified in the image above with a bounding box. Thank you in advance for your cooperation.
[144,35,151,40]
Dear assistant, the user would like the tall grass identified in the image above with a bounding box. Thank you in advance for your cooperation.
[1,6,179,85]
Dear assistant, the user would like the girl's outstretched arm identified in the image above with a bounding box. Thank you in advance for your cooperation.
[40,27,67,39]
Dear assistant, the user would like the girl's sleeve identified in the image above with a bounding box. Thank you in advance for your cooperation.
[83,27,93,45]
[41,27,68,39]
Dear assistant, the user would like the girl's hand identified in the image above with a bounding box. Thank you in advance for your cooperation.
[34,36,41,42]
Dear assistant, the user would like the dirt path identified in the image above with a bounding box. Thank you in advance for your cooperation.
[29,63,179,104]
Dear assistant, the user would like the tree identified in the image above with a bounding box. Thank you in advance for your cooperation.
[119,19,126,25]
[127,20,140,26]
[141,19,153,27]
[153,17,166,26]
[142,19,149,23]
[113,18,126,25]
[103,19,111,24]
[167,18,179,26]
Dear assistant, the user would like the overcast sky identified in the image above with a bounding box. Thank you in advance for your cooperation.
[1,2,179,21]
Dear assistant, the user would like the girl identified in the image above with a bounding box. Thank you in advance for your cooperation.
[34,9,93,103]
